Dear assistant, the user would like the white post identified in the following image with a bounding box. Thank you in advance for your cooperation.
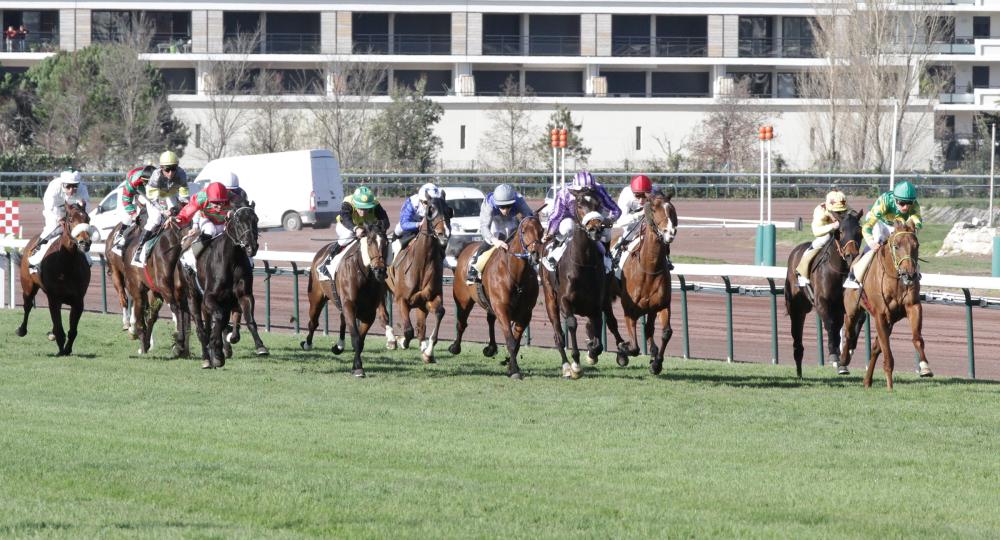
[759,139,765,224]
[552,146,558,192]
[560,147,566,190]
[767,138,773,224]
[0,253,5,308]
[889,98,898,191]
[991,123,996,228]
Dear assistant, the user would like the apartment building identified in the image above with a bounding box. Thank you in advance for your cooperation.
[0,1,965,169]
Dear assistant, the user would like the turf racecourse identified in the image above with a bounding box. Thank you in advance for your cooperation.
[2,310,999,538]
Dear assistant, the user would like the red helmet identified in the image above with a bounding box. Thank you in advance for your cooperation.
[204,182,228,204]
[630,175,653,194]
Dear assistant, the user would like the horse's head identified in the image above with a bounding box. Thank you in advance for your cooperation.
[227,204,259,257]
[580,210,605,241]
[63,202,93,253]
[425,197,451,247]
[363,222,389,281]
[573,187,601,216]
[834,209,863,267]
[889,222,920,285]
[645,191,677,245]
[517,214,545,267]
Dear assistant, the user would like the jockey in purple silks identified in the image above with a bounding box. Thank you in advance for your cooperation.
[543,171,621,273]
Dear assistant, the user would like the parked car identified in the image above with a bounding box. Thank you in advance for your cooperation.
[440,186,485,269]
[194,149,344,231]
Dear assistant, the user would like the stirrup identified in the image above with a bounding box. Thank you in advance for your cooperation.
[796,275,810,288]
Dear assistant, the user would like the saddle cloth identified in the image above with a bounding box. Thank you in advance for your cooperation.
[542,239,570,271]
[611,236,642,279]
[320,238,371,282]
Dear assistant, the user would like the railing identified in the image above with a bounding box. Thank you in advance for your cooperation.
[3,30,59,53]
[611,36,652,57]
[528,35,580,56]
[655,36,708,57]
[224,32,320,54]
[929,36,976,54]
[352,33,451,55]
[482,35,523,55]
[739,37,777,57]
[2,240,997,380]
[781,37,815,58]
[150,33,191,53]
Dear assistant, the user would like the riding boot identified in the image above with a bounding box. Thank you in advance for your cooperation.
[132,229,152,267]
[843,270,860,289]
[317,244,341,282]
[112,223,132,255]
[27,238,50,271]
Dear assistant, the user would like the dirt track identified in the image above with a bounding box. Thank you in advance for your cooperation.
[9,198,1000,380]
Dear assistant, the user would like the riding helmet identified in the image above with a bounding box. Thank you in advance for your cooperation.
[493,184,517,206]
[571,171,596,191]
[352,186,378,209]
[630,175,653,194]
[204,182,228,204]
[59,170,82,185]
[418,182,441,202]
[159,151,180,167]
[825,190,847,212]
[892,180,917,203]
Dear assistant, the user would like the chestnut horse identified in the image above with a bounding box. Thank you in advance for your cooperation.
[839,223,932,390]
[610,192,678,375]
[449,214,544,379]
[16,202,93,355]
[385,196,451,363]
[301,222,389,378]
[784,210,862,377]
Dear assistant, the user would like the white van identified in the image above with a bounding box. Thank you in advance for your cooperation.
[195,149,344,231]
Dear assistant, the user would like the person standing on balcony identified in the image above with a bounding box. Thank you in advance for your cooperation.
[17,25,28,52]
[4,26,17,52]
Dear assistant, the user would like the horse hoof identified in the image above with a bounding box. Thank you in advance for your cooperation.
[447,343,461,355]
[509,372,523,380]
[586,354,598,366]
[332,344,344,355]
[352,369,366,378]
[483,344,498,357]
[837,365,850,376]
[649,359,663,376]
[300,341,312,351]
[256,347,270,356]
[422,353,435,364]
[202,360,212,369]
[616,353,629,367]
[226,332,240,344]
[47,332,56,341]
[570,362,583,380]
[224,345,233,359]
[918,361,933,378]
[398,337,409,349]
[14,327,26,338]
[386,340,397,351]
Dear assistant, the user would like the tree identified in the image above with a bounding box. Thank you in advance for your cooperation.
[535,104,590,168]
[199,29,260,160]
[684,81,773,171]
[307,59,387,170]
[803,0,948,171]
[245,70,304,154]
[370,77,444,172]
[479,76,536,171]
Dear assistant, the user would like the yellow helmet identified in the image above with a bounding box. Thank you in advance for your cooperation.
[159,151,179,167]
[825,190,847,212]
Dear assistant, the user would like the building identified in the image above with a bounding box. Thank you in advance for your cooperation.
[0,1,973,170]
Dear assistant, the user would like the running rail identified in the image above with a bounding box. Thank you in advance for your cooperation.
[2,238,998,378]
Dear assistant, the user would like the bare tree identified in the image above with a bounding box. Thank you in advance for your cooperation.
[479,76,536,171]
[199,29,261,160]
[804,0,949,171]
[306,58,387,170]
[245,70,305,154]
[685,81,774,171]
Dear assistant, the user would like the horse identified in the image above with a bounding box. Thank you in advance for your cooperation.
[609,192,678,375]
[215,195,269,359]
[105,222,134,332]
[540,189,626,379]
[184,205,261,368]
[784,209,863,378]
[300,222,389,378]
[15,202,94,355]
[385,196,451,363]
[449,214,545,379]
[839,223,931,390]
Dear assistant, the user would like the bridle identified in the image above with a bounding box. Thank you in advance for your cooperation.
[419,199,450,246]
[508,215,541,262]
[225,206,258,256]
[882,230,920,285]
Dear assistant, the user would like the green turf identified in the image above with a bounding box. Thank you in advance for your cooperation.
[2,309,999,538]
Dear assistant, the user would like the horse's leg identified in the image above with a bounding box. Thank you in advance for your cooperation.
[906,303,932,378]
[63,298,84,356]
[142,293,161,354]
[651,306,673,375]
[483,312,499,358]
[871,314,895,391]
[508,320,528,379]
[415,307,433,363]
[448,295,473,355]
[616,314,639,367]
[379,297,396,350]
[496,312,523,380]
[789,305,807,379]
[864,332,883,389]
[422,298,445,364]
[237,291,269,356]
[227,310,241,344]
[188,290,211,366]
[584,314,602,367]
[564,312,581,371]
[205,296,226,368]
[398,296,415,349]
[821,306,843,369]
[48,301,67,355]
[600,296,626,363]
[343,302,366,377]
[15,281,39,337]
[543,285,570,375]
[333,311,346,355]
[300,289,327,352]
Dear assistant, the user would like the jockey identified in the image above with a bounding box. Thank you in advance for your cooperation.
[844,180,922,289]
[177,182,231,270]
[219,171,249,207]
[317,186,390,281]
[394,182,443,249]
[111,164,155,255]
[795,190,851,287]
[610,174,672,270]
[466,183,533,284]
[28,170,90,273]
[133,150,190,267]
[542,171,621,273]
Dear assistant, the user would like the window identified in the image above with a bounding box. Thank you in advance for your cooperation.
[731,72,772,97]
[460,125,466,149]
[973,66,990,89]
[974,17,991,39]
[525,71,583,96]
[635,126,642,151]
[605,71,647,97]
[651,72,710,97]
[782,17,814,57]
[394,70,452,96]
[160,68,196,94]
[738,16,774,57]
[473,71,520,95]
[777,73,799,98]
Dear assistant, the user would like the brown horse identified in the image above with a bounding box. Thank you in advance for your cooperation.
[839,223,932,390]
[16,202,93,355]
[610,192,678,375]
[385,197,450,363]
[784,210,862,378]
[449,214,544,379]
[301,222,389,377]
[105,222,134,332]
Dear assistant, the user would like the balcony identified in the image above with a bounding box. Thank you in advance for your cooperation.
[930,36,976,55]
[352,33,450,55]
[483,35,522,56]
[3,30,58,53]
[781,37,815,58]
[224,32,320,54]
[738,37,777,57]
[481,34,580,56]
[656,37,708,57]
[150,32,191,53]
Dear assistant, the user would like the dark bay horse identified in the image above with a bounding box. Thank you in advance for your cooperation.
[784,209,862,378]
[385,197,450,363]
[450,214,544,379]
[185,205,261,368]
[541,190,625,379]
[839,224,931,390]
[610,192,678,375]
[16,203,93,355]
[301,222,389,378]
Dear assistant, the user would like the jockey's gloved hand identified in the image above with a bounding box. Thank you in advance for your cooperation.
[169,206,180,216]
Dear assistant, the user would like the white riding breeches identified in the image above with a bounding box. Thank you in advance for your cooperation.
[145,199,165,232]
[41,211,61,239]
[196,218,223,237]
[335,222,355,246]
[808,234,831,251]
[867,221,892,249]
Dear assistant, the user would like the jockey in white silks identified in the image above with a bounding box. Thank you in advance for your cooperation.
[28,170,90,273]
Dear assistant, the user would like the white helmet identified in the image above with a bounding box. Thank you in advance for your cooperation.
[220,171,240,189]
[418,182,441,202]
[59,170,82,185]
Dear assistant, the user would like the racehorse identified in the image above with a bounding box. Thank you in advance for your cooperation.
[185,205,261,368]
[541,188,626,379]
[216,195,269,359]
[449,214,544,379]
[301,222,389,378]
[610,192,678,375]
[385,196,450,363]
[839,223,932,390]
[105,222,133,332]
[784,209,863,378]
[16,202,94,355]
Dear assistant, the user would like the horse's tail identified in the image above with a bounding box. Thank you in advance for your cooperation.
[306,265,314,294]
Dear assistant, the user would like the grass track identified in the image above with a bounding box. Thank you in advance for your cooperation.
[2,309,1000,538]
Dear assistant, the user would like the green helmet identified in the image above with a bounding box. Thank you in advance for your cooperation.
[892,180,917,202]
[351,186,377,209]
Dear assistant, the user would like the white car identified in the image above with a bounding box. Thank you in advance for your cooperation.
[440,186,485,268]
